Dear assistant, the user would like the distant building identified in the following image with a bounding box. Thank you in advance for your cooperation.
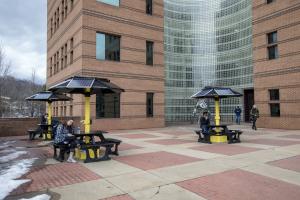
[253,0,300,129]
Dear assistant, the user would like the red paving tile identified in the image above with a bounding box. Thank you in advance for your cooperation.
[119,133,158,139]
[279,134,300,139]
[114,151,201,170]
[190,144,261,156]
[103,194,134,200]
[22,163,101,192]
[147,139,193,145]
[177,169,300,200]
[119,143,142,151]
[268,155,300,172]
[246,138,300,146]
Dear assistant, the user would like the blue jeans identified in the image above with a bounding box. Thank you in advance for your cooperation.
[201,125,209,136]
[236,115,241,124]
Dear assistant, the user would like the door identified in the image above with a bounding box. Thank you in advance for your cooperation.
[244,89,254,122]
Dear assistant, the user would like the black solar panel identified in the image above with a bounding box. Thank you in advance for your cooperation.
[191,87,242,99]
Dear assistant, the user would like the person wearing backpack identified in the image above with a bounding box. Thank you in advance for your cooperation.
[250,105,259,130]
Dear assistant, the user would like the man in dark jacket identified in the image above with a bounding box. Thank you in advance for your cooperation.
[199,111,211,143]
[250,105,259,130]
[234,106,242,125]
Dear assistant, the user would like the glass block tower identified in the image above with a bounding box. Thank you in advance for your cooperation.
[164,0,253,123]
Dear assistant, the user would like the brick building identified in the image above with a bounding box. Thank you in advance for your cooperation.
[46,0,165,130]
[253,0,300,129]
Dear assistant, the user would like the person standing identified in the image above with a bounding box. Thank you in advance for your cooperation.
[234,106,242,125]
[250,105,259,130]
[39,113,48,138]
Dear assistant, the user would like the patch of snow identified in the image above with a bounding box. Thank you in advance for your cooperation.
[0,151,27,163]
[0,141,16,150]
[0,158,37,200]
[19,194,51,200]
[0,149,16,154]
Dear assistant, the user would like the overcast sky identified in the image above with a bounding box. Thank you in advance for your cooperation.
[0,0,47,83]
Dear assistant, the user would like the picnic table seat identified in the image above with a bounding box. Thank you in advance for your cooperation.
[194,128,242,144]
[28,129,39,140]
[96,132,122,156]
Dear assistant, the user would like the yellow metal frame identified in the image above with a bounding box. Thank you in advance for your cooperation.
[44,102,52,140]
[210,97,227,143]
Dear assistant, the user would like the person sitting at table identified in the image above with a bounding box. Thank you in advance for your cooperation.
[199,111,211,143]
[54,120,77,163]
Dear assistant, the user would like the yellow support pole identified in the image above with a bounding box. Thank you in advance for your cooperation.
[47,102,52,125]
[210,97,227,143]
[84,89,91,144]
[47,102,52,140]
[214,97,220,127]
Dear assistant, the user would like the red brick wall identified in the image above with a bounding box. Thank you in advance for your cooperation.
[0,117,82,137]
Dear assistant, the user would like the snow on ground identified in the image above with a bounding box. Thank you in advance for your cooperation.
[19,194,51,200]
[0,158,37,200]
[0,151,27,163]
[0,140,16,150]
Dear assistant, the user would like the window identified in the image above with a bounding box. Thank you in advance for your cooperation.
[146,93,154,117]
[146,0,152,15]
[267,31,277,44]
[268,45,278,60]
[269,89,279,101]
[96,93,120,118]
[96,33,120,61]
[70,105,73,116]
[267,0,274,4]
[270,103,280,117]
[97,0,119,6]
[146,41,154,65]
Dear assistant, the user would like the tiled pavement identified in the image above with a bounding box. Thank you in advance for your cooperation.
[4,124,300,200]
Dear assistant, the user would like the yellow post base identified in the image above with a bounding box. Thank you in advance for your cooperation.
[210,135,227,143]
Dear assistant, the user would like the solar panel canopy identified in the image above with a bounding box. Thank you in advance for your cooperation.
[26,91,72,102]
[191,86,242,99]
[49,76,124,94]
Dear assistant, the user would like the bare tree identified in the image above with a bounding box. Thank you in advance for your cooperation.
[0,45,11,117]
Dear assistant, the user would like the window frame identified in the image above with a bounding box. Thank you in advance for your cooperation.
[146,41,154,66]
[269,89,280,101]
[146,0,153,15]
[146,93,154,118]
[270,103,280,117]
[96,92,121,119]
[96,32,121,62]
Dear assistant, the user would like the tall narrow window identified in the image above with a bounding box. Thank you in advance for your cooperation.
[267,0,274,4]
[146,41,154,65]
[146,93,154,117]
[267,31,277,44]
[70,105,73,116]
[270,103,280,117]
[96,93,120,118]
[96,33,120,61]
[267,31,278,60]
[269,89,279,101]
[146,0,153,15]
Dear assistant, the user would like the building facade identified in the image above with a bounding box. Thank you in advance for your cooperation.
[46,0,165,130]
[164,0,253,124]
[253,0,300,129]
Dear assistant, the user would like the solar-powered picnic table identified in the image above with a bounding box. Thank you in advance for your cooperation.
[49,76,124,159]
[26,91,72,140]
[191,86,242,143]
